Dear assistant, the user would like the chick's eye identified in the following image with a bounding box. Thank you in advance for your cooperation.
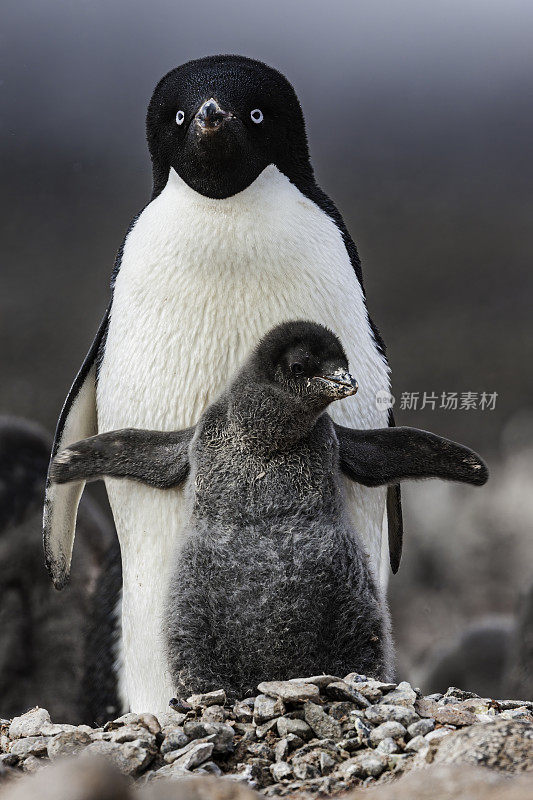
[250,108,263,124]
[176,110,185,125]
[291,362,304,377]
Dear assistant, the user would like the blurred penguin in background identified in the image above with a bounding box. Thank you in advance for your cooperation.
[0,417,115,722]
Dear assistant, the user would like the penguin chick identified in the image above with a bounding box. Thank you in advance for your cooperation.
[51,322,488,697]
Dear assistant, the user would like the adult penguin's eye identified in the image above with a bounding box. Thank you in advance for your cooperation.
[250,108,264,124]
[291,362,304,377]
[176,110,185,125]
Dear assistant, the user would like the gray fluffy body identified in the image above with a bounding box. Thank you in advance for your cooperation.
[162,326,393,696]
[168,399,392,698]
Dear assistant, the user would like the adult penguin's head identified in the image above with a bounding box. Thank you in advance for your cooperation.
[146,55,313,199]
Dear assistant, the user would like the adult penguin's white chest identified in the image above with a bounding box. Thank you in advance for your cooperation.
[97,164,390,712]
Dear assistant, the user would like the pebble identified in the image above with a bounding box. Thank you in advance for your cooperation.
[425,726,456,743]
[183,721,234,754]
[164,736,211,764]
[291,755,318,781]
[337,751,387,779]
[108,724,157,748]
[274,738,289,762]
[247,742,274,760]
[319,751,336,773]
[369,721,407,745]
[276,717,312,740]
[379,681,417,708]
[345,675,396,693]
[352,717,372,746]
[498,699,533,711]
[160,729,190,754]
[105,713,161,735]
[0,753,19,767]
[145,763,191,782]
[276,734,302,763]
[303,703,342,741]
[442,687,479,701]
[270,761,292,781]
[350,684,383,703]
[419,699,477,727]
[404,735,428,752]
[40,723,91,736]
[255,719,279,739]
[83,739,156,776]
[201,706,226,723]
[338,737,361,753]
[200,761,223,776]
[324,681,371,708]
[345,708,366,726]
[244,757,273,786]
[47,730,91,759]
[173,741,214,770]
[234,722,255,738]
[254,694,285,724]
[157,710,187,730]
[9,708,51,739]
[234,700,254,722]
[499,708,533,721]
[10,736,49,758]
[258,681,319,703]
[290,675,340,688]
[387,753,411,770]
[376,737,400,754]
[365,704,419,727]
[186,689,226,708]
[22,755,46,773]
[407,718,435,738]
[329,701,360,721]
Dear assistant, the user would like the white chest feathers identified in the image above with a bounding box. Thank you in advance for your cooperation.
[96,165,391,711]
[98,165,390,435]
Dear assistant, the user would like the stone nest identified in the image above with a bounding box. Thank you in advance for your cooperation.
[1,675,532,796]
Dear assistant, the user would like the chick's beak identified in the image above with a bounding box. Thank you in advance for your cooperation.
[313,370,359,399]
[194,98,234,133]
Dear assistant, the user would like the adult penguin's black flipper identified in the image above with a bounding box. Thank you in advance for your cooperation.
[51,427,194,489]
[386,409,403,574]
[387,483,403,574]
[335,423,488,489]
[43,306,110,590]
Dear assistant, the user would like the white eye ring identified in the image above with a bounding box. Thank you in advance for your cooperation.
[250,108,263,124]
[176,110,185,125]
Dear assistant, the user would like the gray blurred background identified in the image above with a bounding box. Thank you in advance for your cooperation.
[1,0,532,697]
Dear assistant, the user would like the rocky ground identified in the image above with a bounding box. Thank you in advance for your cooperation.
[1,675,532,799]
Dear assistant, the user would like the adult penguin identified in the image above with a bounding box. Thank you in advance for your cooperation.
[44,54,400,712]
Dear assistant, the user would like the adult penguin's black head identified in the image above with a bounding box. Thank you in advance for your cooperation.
[250,321,358,408]
[147,55,314,199]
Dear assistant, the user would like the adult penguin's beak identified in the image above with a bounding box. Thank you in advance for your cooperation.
[194,98,234,133]
[312,370,359,399]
